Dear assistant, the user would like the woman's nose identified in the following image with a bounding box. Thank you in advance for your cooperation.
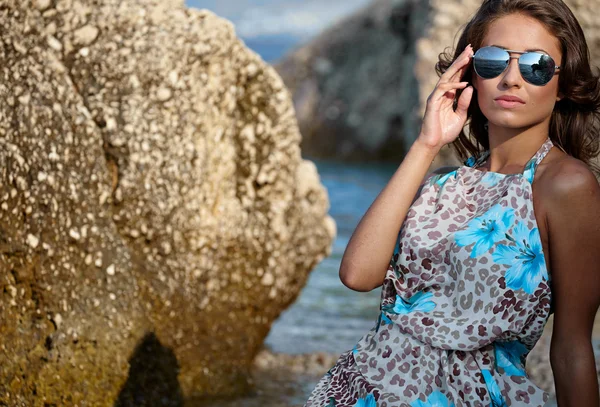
[501,56,524,87]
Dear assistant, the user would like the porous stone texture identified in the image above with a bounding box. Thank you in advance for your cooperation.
[416,0,600,168]
[0,1,335,405]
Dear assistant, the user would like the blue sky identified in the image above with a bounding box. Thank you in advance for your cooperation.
[187,0,372,61]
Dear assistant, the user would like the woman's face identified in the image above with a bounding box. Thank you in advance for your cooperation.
[473,13,563,130]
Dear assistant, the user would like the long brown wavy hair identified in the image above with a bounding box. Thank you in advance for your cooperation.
[436,0,600,177]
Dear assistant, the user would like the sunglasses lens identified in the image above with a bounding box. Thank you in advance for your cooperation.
[518,52,556,85]
[474,47,509,79]
[473,46,557,86]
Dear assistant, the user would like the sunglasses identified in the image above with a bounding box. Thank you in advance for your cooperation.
[473,46,561,86]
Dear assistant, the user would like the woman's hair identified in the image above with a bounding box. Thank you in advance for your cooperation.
[436,0,600,176]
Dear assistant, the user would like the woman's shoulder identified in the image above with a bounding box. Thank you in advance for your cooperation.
[535,151,600,207]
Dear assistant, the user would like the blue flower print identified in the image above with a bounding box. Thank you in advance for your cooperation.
[481,369,507,407]
[375,310,393,332]
[411,390,455,407]
[494,340,528,376]
[465,155,477,167]
[354,393,376,407]
[481,172,504,187]
[381,312,392,324]
[492,221,548,294]
[382,291,437,315]
[328,396,337,407]
[523,157,537,183]
[455,203,515,258]
[433,170,458,188]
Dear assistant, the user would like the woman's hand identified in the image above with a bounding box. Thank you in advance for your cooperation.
[417,44,475,150]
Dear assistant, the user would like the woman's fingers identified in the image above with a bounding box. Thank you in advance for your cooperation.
[427,81,469,104]
[455,85,473,118]
[440,45,473,84]
[447,54,471,83]
[449,60,469,83]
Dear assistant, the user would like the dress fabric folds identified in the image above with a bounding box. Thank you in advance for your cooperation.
[303,137,555,407]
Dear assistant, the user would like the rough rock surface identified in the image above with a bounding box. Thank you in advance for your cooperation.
[0,1,335,405]
[276,0,600,167]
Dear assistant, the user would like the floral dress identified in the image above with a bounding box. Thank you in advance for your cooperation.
[303,137,555,407]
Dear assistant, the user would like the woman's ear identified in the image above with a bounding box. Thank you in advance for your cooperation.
[556,91,564,102]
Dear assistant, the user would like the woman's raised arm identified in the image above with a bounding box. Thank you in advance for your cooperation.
[339,44,474,292]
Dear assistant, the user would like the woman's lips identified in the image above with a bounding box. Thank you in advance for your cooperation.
[494,99,525,108]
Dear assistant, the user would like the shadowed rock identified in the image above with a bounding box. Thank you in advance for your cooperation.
[274,0,432,162]
[115,332,184,407]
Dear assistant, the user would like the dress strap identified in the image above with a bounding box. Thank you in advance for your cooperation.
[463,137,554,183]
[522,136,554,183]
[463,148,491,169]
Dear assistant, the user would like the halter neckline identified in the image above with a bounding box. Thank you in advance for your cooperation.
[463,137,554,183]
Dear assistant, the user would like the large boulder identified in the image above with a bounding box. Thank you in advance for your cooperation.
[0,0,335,405]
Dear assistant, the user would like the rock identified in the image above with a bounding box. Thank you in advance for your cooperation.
[73,24,100,46]
[0,0,334,405]
[33,0,52,11]
[274,0,432,162]
[194,346,342,407]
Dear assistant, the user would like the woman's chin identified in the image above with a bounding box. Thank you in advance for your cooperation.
[484,111,531,128]
[486,117,533,131]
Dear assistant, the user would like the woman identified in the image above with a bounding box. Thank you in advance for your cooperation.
[303,0,600,406]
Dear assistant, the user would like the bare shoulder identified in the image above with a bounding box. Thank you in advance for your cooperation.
[536,154,600,207]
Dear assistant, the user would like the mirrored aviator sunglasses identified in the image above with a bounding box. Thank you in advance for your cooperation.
[473,46,560,86]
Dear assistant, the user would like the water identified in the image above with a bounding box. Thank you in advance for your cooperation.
[264,158,399,355]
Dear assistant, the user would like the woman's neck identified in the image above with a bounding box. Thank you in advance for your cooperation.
[484,122,550,173]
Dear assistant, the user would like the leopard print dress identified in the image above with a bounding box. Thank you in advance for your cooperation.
[303,136,555,407]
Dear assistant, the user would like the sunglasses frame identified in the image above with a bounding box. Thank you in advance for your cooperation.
[473,46,561,86]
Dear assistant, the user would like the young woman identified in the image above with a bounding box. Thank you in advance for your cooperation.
[304,0,600,406]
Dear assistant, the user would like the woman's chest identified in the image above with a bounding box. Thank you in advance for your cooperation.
[397,176,551,295]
